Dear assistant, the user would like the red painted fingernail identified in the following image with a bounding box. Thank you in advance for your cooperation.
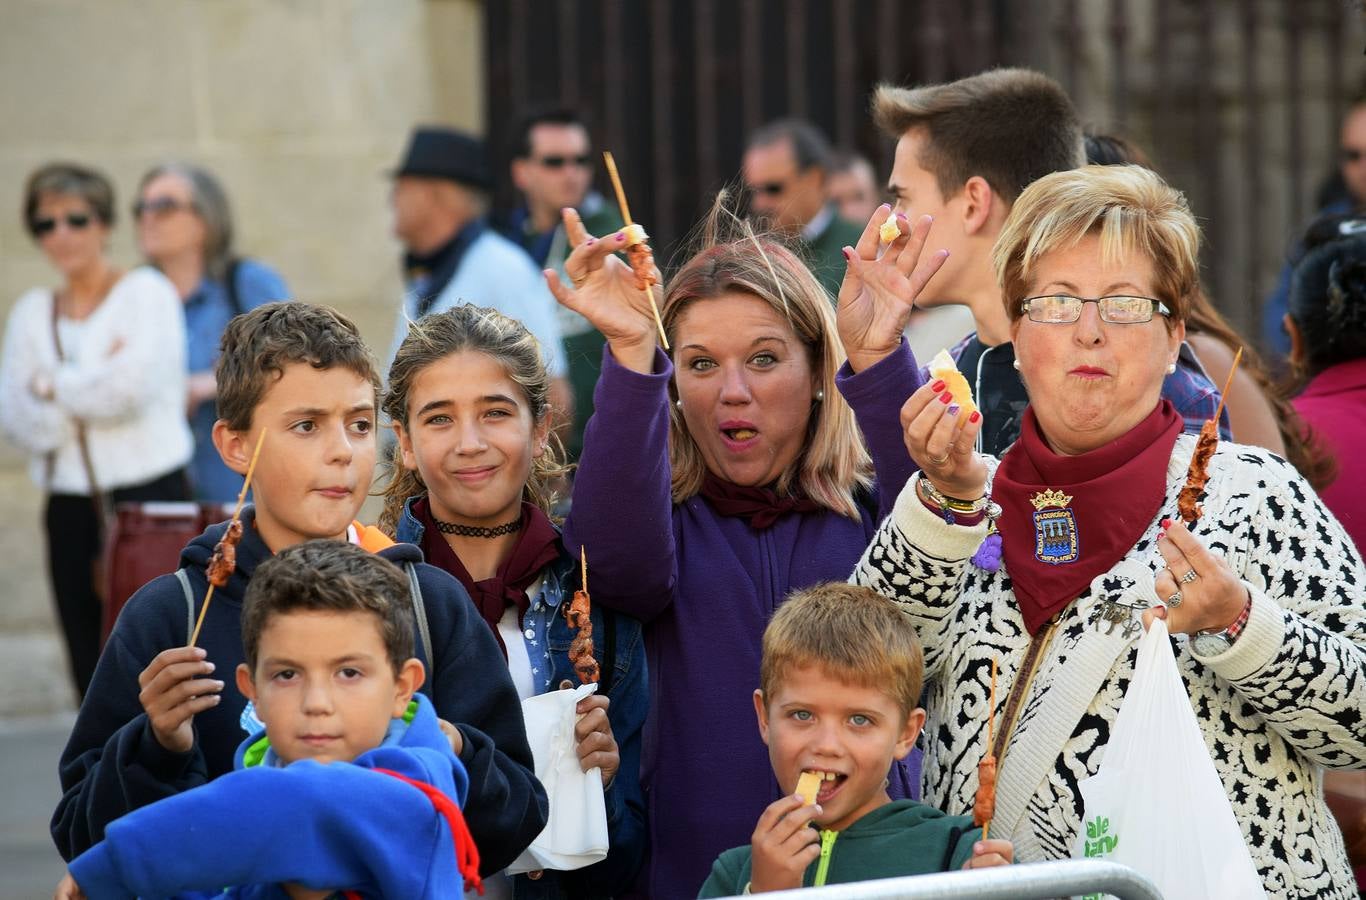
[969,411,981,423]
[939,391,952,404]
[615,232,627,242]
[930,379,946,392]
[1160,518,1172,528]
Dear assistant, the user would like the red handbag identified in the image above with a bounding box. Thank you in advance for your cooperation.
[100,501,229,646]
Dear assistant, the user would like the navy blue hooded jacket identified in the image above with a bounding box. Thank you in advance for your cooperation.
[52,513,547,875]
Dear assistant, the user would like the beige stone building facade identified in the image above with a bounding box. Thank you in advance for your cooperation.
[0,0,484,715]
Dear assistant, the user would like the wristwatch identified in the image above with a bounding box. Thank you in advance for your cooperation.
[1190,594,1252,656]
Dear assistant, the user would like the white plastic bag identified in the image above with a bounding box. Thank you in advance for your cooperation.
[506,682,610,875]
[1072,618,1265,900]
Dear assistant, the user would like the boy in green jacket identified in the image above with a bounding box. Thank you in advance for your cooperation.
[698,583,1013,896]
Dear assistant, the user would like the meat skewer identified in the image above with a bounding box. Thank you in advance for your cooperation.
[1177,347,1242,525]
[565,546,600,684]
[602,151,669,350]
[974,658,998,838]
[189,429,267,646]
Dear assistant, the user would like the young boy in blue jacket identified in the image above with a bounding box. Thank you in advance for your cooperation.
[58,540,482,899]
[698,583,1013,896]
[52,303,546,875]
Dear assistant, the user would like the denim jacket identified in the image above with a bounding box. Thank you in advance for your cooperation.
[397,498,648,898]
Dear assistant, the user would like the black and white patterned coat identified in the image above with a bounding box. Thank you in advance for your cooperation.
[853,434,1366,898]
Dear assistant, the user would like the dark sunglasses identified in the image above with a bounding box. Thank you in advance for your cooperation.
[536,155,592,169]
[30,213,92,237]
[132,196,195,218]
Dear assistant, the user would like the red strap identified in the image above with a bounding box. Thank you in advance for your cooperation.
[372,767,483,895]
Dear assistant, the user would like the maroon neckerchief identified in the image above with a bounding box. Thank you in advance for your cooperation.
[699,472,824,530]
[413,497,561,657]
[993,400,1183,635]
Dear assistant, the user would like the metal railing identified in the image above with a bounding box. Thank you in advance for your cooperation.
[713,859,1163,900]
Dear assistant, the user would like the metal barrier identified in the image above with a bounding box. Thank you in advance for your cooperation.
[714,859,1163,900]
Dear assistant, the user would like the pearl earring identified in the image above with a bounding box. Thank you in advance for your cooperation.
[1166,362,1176,374]
[814,389,825,402]
[674,399,682,410]
[1012,359,1021,371]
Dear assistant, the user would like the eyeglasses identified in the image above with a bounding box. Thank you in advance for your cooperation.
[752,181,788,197]
[30,213,92,237]
[535,155,592,169]
[1021,295,1171,325]
[132,196,195,219]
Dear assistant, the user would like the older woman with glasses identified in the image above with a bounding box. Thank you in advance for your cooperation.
[133,162,288,502]
[851,164,1366,898]
[0,163,192,699]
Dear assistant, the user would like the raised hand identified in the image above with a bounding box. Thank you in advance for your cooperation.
[837,206,949,373]
[137,646,223,754]
[543,208,660,374]
[901,378,987,501]
[1143,519,1250,636]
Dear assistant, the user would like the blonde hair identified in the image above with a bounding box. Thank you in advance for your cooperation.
[378,305,570,535]
[662,199,871,518]
[759,582,924,717]
[993,164,1201,327]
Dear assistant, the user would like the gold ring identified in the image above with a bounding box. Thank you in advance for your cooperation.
[928,452,950,466]
[1166,589,1183,608]
[1180,568,1199,584]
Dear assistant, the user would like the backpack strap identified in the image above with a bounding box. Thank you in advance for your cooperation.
[223,259,244,318]
[405,562,435,699]
[175,567,195,643]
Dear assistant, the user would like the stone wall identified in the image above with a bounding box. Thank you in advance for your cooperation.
[0,0,484,715]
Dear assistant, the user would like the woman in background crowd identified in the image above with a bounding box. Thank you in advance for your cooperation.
[134,162,288,502]
[0,163,191,698]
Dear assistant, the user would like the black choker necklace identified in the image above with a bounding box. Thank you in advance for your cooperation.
[430,514,523,538]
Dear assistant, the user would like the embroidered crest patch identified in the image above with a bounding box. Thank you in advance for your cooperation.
[1031,489,1078,564]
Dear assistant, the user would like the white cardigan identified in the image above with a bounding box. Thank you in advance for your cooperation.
[854,434,1366,899]
[0,267,193,494]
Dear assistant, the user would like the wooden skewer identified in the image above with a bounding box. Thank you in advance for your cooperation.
[189,428,267,647]
[1210,346,1243,426]
[581,545,588,593]
[602,151,669,349]
[984,657,997,841]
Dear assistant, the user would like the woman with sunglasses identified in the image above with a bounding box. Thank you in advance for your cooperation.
[852,165,1365,898]
[133,162,289,502]
[0,163,193,699]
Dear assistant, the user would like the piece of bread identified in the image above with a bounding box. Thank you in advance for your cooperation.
[622,223,649,246]
[879,216,902,244]
[928,348,978,419]
[795,770,822,806]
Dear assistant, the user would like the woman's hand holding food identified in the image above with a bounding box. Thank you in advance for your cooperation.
[1143,519,1251,636]
[901,379,986,502]
[543,208,660,375]
[837,206,949,373]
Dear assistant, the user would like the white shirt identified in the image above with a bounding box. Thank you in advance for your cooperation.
[0,267,193,493]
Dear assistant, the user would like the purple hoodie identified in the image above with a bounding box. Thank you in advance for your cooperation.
[564,343,922,900]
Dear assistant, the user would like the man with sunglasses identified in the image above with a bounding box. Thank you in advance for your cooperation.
[857,69,1225,457]
[742,118,863,299]
[501,109,623,461]
[1261,89,1366,360]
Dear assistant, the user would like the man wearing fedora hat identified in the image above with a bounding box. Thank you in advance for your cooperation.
[387,126,569,398]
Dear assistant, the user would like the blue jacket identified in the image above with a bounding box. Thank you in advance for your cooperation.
[397,499,648,899]
[182,259,289,503]
[68,694,474,899]
[53,512,548,876]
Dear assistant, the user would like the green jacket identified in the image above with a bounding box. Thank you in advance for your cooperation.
[697,800,980,897]
[802,209,864,301]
